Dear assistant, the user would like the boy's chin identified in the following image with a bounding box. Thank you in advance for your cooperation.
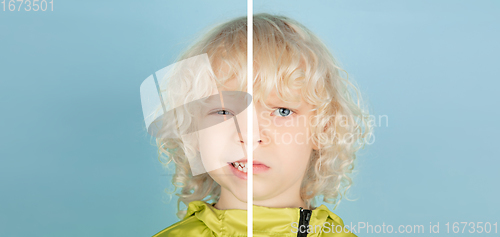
[251,185,276,201]
[226,184,273,201]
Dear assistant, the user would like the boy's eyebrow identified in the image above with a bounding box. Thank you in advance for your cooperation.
[265,99,302,110]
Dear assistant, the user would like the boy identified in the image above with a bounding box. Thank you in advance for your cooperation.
[141,13,372,237]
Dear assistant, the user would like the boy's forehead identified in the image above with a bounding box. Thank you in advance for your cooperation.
[219,78,240,91]
[218,78,306,110]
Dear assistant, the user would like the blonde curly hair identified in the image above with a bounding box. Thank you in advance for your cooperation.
[155,13,373,219]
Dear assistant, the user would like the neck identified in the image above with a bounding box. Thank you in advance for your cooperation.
[213,183,309,210]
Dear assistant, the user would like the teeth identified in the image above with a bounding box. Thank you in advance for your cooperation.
[232,162,248,173]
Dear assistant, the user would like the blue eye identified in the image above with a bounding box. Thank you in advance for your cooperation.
[214,109,234,116]
[273,108,294,117]
[212,108,293,117]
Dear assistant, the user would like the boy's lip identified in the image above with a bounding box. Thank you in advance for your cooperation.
[229,158,269,167]
[227,159,271,175]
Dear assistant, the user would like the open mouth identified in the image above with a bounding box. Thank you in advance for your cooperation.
[227,160,270,180]
[230,161,248,173]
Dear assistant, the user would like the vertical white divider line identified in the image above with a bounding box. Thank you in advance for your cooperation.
[247,0,253,237]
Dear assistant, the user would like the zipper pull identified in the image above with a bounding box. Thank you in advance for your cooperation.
[297,207,312,237]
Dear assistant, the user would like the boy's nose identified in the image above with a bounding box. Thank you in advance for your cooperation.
[236,128,262,152]
[234,103,262,151]
[239,138,263,145]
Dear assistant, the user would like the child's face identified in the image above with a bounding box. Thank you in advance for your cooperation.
[205,78,318,208]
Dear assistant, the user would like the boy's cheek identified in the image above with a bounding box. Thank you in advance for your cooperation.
[258,129,272,145]
[257,111,273,127]
[278,127,311,140]
[259,128,310,145]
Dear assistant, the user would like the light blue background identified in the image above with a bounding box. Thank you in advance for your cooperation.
[1,0,498,236]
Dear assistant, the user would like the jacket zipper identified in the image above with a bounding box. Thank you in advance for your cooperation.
[297,207,312,237]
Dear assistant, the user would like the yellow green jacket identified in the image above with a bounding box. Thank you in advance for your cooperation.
[153,201,357,237]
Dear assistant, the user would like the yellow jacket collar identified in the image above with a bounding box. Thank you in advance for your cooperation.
[184,201,350,236]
